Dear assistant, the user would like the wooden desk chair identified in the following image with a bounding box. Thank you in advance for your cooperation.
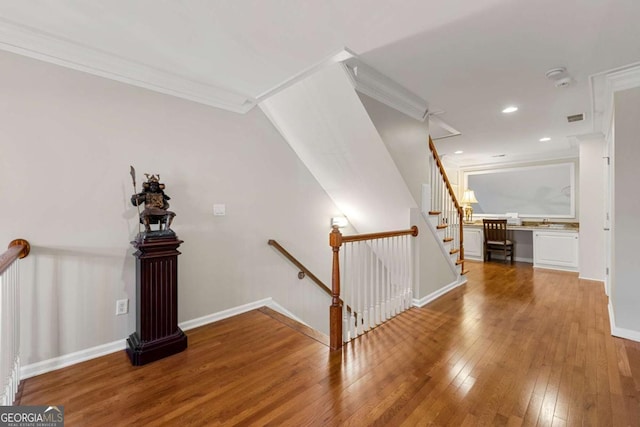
[482,219,514,264]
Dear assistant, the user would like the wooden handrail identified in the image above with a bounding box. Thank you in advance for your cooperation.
[341,226,419,243]
[428,135,465,272]
[428,136,462,214]
[268,239,330,295]
[0,239,30,275]
[267,239,357,318]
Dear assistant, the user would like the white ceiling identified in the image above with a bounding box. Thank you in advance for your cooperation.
[1,0,639,166]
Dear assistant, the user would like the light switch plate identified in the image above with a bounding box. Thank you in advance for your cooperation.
[213,204,226,216]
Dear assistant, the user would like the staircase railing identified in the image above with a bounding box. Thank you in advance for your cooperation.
[428,136,464,274]
[329,226,418,350]
[0,239,30,405]
[267,239,357,324]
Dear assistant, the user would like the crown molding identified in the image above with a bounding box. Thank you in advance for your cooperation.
[343,58,429,121]
[257,48,355,102]
[0,18,256,113]
[451,149,579,169]
[590,62,640,140]
[428,113,462,140]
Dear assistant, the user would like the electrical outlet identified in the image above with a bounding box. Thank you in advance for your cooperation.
[116,299,129,316]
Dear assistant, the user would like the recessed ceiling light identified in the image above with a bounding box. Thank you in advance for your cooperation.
[454,150,463,154]
[539,137,551,142]
[502,106,518,113]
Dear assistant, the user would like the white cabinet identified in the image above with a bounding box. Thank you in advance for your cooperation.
[533,231,579,272]
[463,228,484,260]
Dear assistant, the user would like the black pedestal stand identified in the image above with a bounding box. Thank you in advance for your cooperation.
[126,232,187,366]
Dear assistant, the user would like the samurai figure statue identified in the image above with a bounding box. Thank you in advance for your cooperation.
[131,174,176,235]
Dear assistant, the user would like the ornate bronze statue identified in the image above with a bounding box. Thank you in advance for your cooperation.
[131,173,176,234]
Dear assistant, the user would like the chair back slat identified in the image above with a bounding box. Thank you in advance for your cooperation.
[483,219,508,243]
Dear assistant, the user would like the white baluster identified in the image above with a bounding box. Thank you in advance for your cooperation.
[398,236,407,313]
[342,243,349,343]
[0,272,5,405]
[380,239,385,321]
[396,236,402,315]
[362,241,369,333]
[1,261,19,405]
[409,234,414,306]
[404,235,410,309]
[369,241,375,329]
[359,241,365,333]
[374,239,380,325]
[389,236,394,317]
[349,243,356,340]
[392,237,396,317]
[393,236,399,316]
[385,238,391,320]
[355,241,360,336]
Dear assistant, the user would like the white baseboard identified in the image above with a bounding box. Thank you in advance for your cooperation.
[488,255,533,263]
[263,300,310,327]
[179,298,273,331]
[578,275,605,283]
[20,297,288,379]
[412,276,467,308]
[608,303,640,342]
[21,339,126,379]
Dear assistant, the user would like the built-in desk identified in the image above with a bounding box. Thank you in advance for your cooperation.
[463,223,579,272]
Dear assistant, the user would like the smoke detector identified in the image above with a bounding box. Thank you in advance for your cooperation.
[545,67,566,79]
[546,67,572,88]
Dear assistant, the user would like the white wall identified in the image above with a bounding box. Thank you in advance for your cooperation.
[0,50,344,365]
[357,94,457,298]
[578,137,605,281]
[357,93,430,204]
[611,86,640,333]
[410,210,458,299]
[260,63,417,234]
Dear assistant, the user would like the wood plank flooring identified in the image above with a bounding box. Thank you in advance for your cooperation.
[18,262,640,426]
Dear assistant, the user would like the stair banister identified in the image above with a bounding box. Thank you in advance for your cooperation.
[330,226,418,350]
[428,136,465,273]
[1,238,30,405]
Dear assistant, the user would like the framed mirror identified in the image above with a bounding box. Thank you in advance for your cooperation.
[463,162,576,218]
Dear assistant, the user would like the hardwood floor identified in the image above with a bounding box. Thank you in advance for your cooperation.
[18,262,640,426]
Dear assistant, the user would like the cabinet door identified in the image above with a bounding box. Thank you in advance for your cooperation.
[533,231,579,271]
[463,228,483,259]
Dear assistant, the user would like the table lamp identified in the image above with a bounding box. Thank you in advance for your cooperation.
[460,189,479,223]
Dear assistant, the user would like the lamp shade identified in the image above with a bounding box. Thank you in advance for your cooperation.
[460,189,479,204]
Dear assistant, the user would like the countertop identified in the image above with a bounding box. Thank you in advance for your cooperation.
[463,221,579,232]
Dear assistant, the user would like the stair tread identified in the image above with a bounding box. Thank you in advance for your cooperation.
[428,211,441,216]
[443,237,454,243]
[450,248,460,255]
[455,259,464,265]
[436,224,448,229]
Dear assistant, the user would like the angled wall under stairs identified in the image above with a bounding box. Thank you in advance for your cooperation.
[260,62,460,306]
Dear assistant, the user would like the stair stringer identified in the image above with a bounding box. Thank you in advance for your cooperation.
[410,208,464,308]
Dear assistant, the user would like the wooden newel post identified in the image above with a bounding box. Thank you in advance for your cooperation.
[329,225,343,351]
